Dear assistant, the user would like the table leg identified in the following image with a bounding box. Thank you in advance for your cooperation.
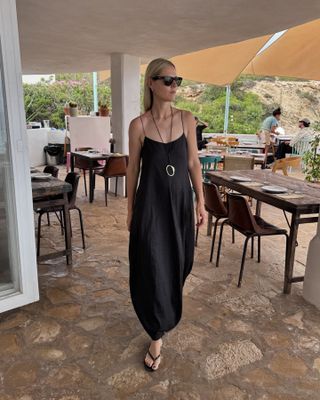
[255,200,261,216]
[62,193,72,265]
[70,153,75,172]
[283,211,299,294]
[89,162,94,203]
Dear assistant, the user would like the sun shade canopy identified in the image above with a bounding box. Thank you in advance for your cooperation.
[243,19,320,80]
[17,0,320,74]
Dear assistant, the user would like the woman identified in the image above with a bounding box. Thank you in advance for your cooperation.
[127,58,206,372]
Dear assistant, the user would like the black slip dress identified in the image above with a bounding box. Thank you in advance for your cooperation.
[129,111,195,340]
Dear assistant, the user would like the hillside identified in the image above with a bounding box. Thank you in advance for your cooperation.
[179,78,320,134]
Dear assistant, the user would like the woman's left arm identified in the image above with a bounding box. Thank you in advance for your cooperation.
[185,111,206,228]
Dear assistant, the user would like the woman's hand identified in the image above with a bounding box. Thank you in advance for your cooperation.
[196,201,206,228]
[127,211,133,232]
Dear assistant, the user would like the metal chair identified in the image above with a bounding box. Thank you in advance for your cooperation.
[94,155,128,206]
[216,193,288,287]
[35,172,85,256]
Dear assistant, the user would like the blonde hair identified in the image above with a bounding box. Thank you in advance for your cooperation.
[143,58,176,112]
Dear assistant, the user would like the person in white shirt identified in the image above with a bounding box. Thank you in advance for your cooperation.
[290,118,314,147]
[275,118,314,159]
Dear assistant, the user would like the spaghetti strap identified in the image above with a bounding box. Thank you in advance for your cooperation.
[140,115,146,137]
[180,110,184,133]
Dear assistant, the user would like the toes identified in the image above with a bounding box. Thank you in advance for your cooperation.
[145,355,153,367]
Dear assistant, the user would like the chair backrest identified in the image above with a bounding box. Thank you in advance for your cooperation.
[227,137,239,146]
[74,147,93,169]
[223,155,254,171]
[64,172,80,207]
[76,147,92,151]
[43,165,59,178]
[227,194,258,233]
[102,155,127,177]
[292,139,312,156]
[200,156,221,176]
[203,182,228,217]
[272,156,301,176]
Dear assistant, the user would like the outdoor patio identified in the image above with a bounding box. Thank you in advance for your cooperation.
[0,167,320,400]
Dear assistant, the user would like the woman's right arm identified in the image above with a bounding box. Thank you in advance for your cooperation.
[127,118,143,231]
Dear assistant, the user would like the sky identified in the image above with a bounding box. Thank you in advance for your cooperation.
[22,74,54,84]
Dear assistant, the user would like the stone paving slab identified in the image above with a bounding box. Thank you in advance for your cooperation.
[0,168,320,399]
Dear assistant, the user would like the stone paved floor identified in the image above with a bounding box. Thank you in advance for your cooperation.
[1,167,320,400]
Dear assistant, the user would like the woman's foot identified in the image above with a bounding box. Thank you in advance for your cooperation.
[144,338,162,371]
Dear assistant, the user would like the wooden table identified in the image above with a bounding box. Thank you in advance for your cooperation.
[70,151,110,203]
[206,170,320,294]
[199,152,265,167]
[229,144,266,153]
[32,177,72,264]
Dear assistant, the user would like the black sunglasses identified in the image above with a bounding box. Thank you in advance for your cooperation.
[152,75,183,87]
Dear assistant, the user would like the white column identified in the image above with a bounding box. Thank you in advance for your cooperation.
[111,53,140,154]
[303,215,320,308]
[110,53,140,194]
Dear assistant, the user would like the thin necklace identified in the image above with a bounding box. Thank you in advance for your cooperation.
[150,106,175,177]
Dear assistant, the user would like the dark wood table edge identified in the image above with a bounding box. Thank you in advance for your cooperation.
[33,182,73,265]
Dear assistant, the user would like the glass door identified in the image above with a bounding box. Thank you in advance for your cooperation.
[0,45,20,296]
[0,0,39,312]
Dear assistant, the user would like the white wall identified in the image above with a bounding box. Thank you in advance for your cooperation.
[27,128,49,166]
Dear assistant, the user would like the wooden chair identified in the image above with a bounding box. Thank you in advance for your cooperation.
[223,155,255,204]
[227,137,239,147]
[199,155,221,181]
[74,147,103,196]
[94,155,128,206]
[216,193,288,287]
[223,155,254,171]
[272,156,301,176]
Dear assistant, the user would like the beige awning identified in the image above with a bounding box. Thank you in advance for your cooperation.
[100,18,320,85]
[243,19,320,80]
[170,35,271,86]
[99,35,271,85]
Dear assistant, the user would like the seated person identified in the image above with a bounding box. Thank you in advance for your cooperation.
[275,118,314,159]
[195,116,208,150]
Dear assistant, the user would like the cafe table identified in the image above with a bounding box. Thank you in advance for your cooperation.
[199,151,265,167]
[32,175,72,264]
[70,150,110,203]
[228,143,266,153]
[206,169,320,294]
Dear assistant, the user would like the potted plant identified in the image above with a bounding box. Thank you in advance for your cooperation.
[99,102,109,117]
[302,134,320,183]
[69,101,78,117]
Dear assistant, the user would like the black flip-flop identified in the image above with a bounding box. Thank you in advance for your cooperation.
[144,349,161,372]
